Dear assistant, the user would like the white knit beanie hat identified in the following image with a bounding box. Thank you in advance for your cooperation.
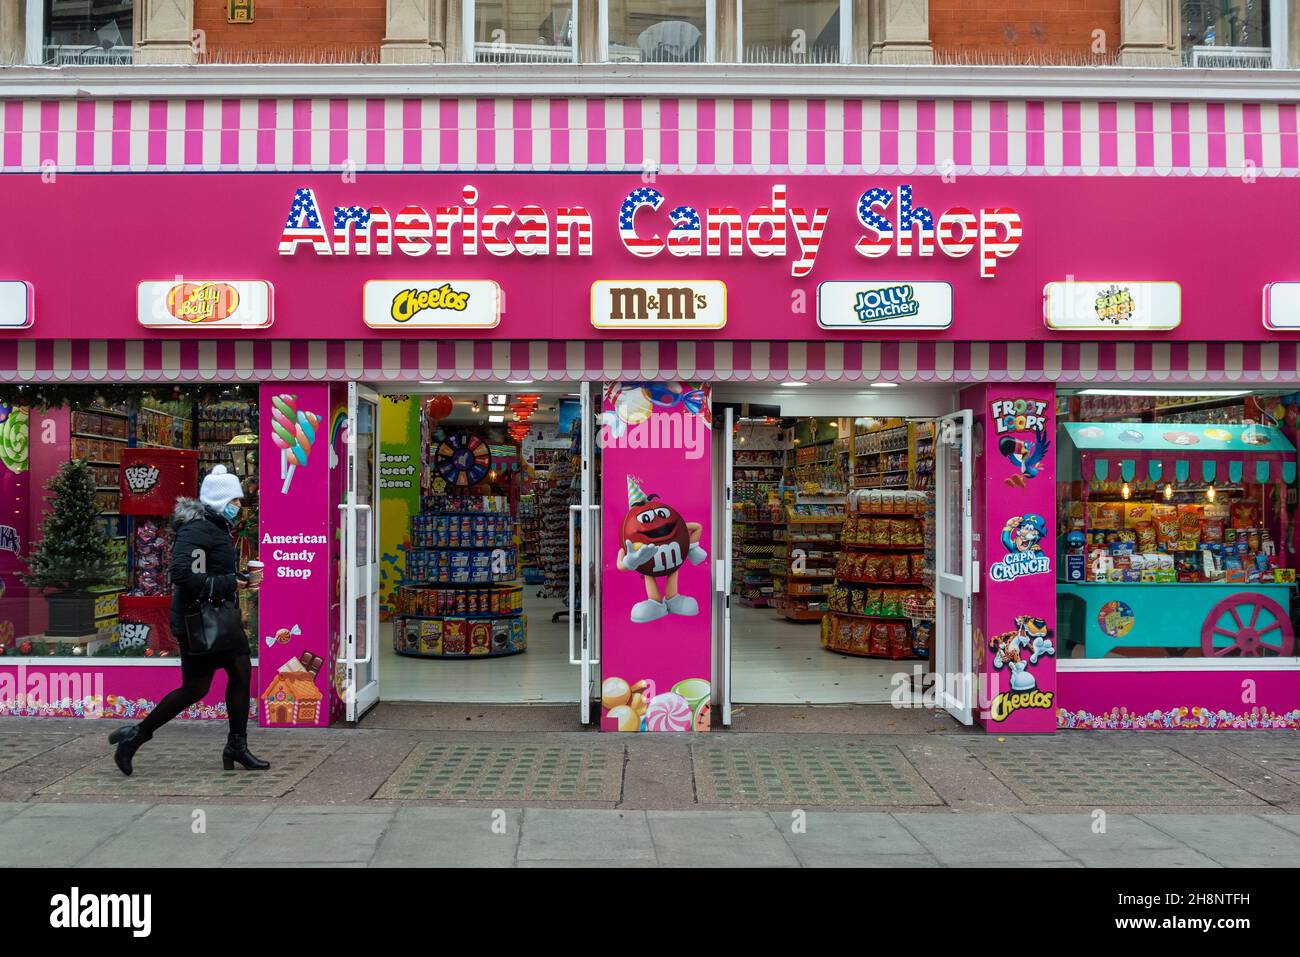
[200,465,245,511]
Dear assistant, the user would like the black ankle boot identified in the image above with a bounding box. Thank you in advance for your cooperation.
[223,734,270,771]
[108,725,149,777]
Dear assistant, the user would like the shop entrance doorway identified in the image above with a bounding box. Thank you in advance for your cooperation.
[714,384,976,723]
[338,381,602,716]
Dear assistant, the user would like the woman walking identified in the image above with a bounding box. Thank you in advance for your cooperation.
[109,465,269,775]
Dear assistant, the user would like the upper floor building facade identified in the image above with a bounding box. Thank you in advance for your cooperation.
[0,0,1295,70]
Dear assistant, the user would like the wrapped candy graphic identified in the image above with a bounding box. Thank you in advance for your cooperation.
[270,394,321,493]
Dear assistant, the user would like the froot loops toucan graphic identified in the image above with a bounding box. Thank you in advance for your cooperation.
[998,428,1049,486]
[989,615,1056,692]
[617,475,706,623]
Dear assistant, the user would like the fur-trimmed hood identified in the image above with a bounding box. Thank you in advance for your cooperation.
[172,497,211,526]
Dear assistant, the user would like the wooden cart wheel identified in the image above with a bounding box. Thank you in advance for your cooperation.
[1200,594,1295,657]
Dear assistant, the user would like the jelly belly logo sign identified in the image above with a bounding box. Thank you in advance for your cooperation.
[363,280,501,329]
[817,281,953,330]
[0,281,32,330]
[277,183,1021,279]
[137,281,274,330]
[591,281,726,330]
[1043,281,1181,331]
[600,383,713,733]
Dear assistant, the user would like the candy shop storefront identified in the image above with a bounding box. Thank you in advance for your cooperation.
[0,92,1298,734]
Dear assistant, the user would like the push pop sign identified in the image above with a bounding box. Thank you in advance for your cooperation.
[278,183,1022,279]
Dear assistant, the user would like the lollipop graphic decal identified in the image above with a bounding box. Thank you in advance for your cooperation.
[271,394,321,493]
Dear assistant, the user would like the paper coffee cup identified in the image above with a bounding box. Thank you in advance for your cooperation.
[247,560,264,571]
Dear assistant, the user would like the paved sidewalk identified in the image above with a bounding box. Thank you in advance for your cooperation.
[3,802,1300,867]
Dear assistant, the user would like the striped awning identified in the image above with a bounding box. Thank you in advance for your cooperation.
[1085,452,1297,485]
[4,339,1300,384]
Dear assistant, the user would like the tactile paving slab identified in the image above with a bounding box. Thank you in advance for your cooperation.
[375,743,622,802]
[971,746,1261,806]
[0,733,75,773]
[41,740,338,798]
[1235,742,1300,786]
[692,744,942,806]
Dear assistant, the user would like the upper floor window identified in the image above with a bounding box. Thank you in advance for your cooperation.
[738,0,841,62]
[606,0,707,61]
[44,0,133,65]
[473,0,576,62]
[1181,0,1274,66]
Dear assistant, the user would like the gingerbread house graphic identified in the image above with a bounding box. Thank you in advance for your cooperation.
[261,654,324,725]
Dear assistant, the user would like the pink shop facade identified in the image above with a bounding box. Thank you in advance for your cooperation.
[0,86,1299,733]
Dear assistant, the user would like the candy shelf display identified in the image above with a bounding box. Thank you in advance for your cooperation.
[732,448,784,608]
[851,419,910,490]
[775,502,844,622]
[392,495,528,659]
[821,489,934,659]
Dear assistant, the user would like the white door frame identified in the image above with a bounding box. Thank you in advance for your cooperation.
[569,380,601,723]
[934,409,976,725]
[342,382,381,721]
[718,406,734,724]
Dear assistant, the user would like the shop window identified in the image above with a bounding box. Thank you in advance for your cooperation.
[606,0,708,61]
[738,0,841,63]
[1181,0,1279,67]
[472,0,576,63]
[43,0,133,65]
[0,386,260,663]
[1057,389,1300,662]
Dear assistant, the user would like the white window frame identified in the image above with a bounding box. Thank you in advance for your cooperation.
[1270,0,1289,68]
[598,0,715,62]
[464,0,580,64]
[734,0,852,64]
[25,0,43,64]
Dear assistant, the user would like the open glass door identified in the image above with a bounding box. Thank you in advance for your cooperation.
[342,382,380,721]
[934,409,975,725]
[570,381,601,724]
[719,406,734,725]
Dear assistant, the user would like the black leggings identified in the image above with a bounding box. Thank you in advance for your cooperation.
[137,651,252,738]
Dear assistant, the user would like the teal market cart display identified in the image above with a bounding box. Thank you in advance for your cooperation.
[1058,422,1298,659]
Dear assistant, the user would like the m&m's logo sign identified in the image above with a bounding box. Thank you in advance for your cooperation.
[166,282,241,324]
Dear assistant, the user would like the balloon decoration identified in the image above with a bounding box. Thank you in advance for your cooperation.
[427,394,454,422]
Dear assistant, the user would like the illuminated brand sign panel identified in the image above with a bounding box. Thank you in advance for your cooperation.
[137,281,274,330]
[363,280,501,329]
[817,281,953,330]
[591,281,726,330]
[1264,282,1300,330]
[0,281,32,329]
[1043,281,1181,331]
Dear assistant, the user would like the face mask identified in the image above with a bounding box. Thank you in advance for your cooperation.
[222,503,240,521]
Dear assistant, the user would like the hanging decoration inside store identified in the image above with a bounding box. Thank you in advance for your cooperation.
[426,394,453,422]
[433,431,491,487]
[277,182,1021,278]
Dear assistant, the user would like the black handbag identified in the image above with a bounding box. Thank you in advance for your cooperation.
[182,578,244,655]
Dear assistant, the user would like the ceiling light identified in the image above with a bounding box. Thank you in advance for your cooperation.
[780,382,807,388]
[420,380,443,385]
[506,379,533,385]
[1076,389,1247,397]
[870,382,899,388]
[488,414,504,423]
[488,394,506,404]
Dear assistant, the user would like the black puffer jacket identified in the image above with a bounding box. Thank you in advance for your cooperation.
[169,497,249,654]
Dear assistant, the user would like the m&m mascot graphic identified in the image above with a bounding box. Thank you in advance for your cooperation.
[617,475,706,623]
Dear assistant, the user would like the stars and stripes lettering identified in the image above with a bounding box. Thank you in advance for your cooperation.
[667,205,702,257]
[331,205,372,255]
[855,187,893,258]
[556,207,594,257]
[896,184,935,257]
[788,205,830,279]
[279,187,332,256]
[745,185,787,258]
[705,207,744,257]
[979,208,1023,278]
[619,186,665,257]
[936,207,977,259]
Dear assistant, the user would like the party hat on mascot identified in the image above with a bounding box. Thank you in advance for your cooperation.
[627,475,648,508]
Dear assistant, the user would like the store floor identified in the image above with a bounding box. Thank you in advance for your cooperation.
[379,591,578,704]
[730,604,920,705]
